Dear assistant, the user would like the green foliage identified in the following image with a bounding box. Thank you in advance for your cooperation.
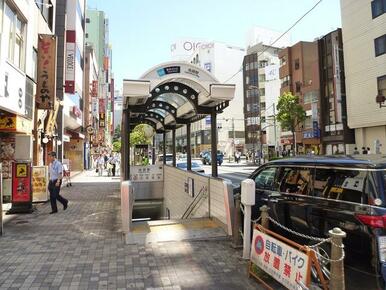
[276,92,306,136]
[130,124,152,146]
[112,141,121,152]
[113,124,121,142]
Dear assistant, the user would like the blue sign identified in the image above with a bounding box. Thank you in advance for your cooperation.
[205,116,211,125]
[156,66,181,77]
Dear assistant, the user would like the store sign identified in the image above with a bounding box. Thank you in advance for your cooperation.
[251,229,309,290]
[0,115,32,133]
[265,64,279,81]
[12,162,32,203]
[45,100,60,136]
[0,61,26,115]
[37,34,56,109]
[99,113,106,127]
[91,80,98,97]
[130,165,163,182]
[99,98,106,113]
[32,166,48,202]
[157,66,181,77]
[65,30,76,94]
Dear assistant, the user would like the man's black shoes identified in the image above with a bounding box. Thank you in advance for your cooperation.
[63,201,68,210]
[49,211,58,214]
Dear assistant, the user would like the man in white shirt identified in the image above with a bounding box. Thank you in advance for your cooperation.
[48,152,68,214]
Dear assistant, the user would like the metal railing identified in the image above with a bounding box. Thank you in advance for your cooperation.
[181,186,208,219]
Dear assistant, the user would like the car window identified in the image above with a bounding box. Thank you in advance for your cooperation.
[191,162,200,167]
[176,163,186,168]
[313,168,367,203]
[254,167,278,190]
[278,167,313,195]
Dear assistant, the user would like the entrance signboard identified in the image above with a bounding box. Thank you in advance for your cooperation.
[250,229,310,290]
[130,165,163,182]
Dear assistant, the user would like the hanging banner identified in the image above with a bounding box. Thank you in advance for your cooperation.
[65,30,76,94]
[99,98,106,113]
[36,34,56,109]
[91,80,98,97]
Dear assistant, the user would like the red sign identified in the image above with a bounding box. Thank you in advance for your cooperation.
[37,34,57,109]
[91,80,98,97]
[12,162,32,203]
[99,98,106,113]
[65,30,76,94]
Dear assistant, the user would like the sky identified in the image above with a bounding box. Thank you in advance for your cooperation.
[87,0,342,90]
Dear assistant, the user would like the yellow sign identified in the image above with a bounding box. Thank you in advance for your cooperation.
[32,166,48,202]
[0,115,32,133]
[16,164,28,178]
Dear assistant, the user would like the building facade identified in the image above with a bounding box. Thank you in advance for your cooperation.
[318,28,355,154]
[340,0,386,153]
[0,0,56,202]
[279,41,322,154]
[170,40,245,157]
[243,43,282,158]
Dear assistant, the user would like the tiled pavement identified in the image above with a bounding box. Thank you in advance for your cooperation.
[0,171,268,290]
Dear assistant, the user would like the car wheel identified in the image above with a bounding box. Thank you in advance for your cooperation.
[203,161,206,165]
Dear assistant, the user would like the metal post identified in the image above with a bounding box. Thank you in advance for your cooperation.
[241,179,255,259]
[163,131,166,165]
[329,227,346,290]
[186,123,191,171]
[121,109,129,180]
[273,104,277,156]
[232,117,236,157]
[210,111,218,177]
[172,129,176,167]
[152,135,155,165]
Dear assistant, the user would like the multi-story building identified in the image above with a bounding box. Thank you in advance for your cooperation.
[170,39,245,157]
[85,9,114,155]
[279,41,321,154]
[243,43,281,158]
[56,0,86,172]
[0,0,56,202]
[340,0,386,153]
[318,28,355,154]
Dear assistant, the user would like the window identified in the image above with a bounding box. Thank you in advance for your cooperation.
[4,3,26,70]
[294,59,300,70]
[378,75,386,96]
[280,57,286,67]
[35,0,53,30]
[295,82,301,93]
[278,167,313,195]
[375,34,386,57]
[371,0,386,18]
[86,18,90,23]
[254,167,278,190]
[259,74,266,82]
[259,88,265,96]
[312,169,367,203]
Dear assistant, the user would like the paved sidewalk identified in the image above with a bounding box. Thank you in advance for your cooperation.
[0,171,268,290]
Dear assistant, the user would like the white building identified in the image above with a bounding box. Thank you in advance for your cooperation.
[340,0,386,153]
[170,39,245,156]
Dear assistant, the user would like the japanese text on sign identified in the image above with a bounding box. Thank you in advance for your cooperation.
[37,34,56,109]
[250,229,309,290]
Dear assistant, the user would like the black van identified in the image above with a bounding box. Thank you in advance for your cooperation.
[238,155,386,287]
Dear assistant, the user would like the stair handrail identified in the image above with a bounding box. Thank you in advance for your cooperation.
[181,185,208,219]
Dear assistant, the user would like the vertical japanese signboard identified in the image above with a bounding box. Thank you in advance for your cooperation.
[9,161,33,213]
[65,30,76,94]
[250,229,310,290]
[91,80,98,98]
[32,166,48,202]
[37,34,56,109]
[99,113,106,128]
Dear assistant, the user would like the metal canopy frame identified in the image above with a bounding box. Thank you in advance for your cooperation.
[122,62,235,180]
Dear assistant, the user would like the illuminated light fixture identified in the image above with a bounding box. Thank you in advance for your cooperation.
[57,140,62,146]
[42,136,49,144]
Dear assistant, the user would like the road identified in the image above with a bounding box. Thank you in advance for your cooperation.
[198,160,257,187]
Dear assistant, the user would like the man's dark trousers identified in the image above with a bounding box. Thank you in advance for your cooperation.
[48,180,68,212]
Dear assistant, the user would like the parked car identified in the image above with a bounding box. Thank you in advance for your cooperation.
[156,154,173,165]
[234,155,386,287]
[201,151,224,165]
[176,161,205,173]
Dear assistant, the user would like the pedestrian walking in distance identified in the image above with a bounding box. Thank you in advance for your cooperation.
[48,151,68,214]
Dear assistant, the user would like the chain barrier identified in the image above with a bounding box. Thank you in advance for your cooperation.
[264,216,345,263]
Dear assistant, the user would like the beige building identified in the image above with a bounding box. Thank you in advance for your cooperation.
[340,0,386,153]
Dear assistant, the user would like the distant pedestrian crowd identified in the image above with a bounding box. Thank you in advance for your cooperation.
[94,152,120,176]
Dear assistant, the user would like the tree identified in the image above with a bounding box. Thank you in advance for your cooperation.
[112,141,121,152]
[113,124,121,142]
[276,92,306,153]
[130,124,152,146]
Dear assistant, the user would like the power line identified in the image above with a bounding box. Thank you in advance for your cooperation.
[224,0,323,84]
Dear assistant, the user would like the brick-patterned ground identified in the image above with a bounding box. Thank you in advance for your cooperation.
[0,171,268,290]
